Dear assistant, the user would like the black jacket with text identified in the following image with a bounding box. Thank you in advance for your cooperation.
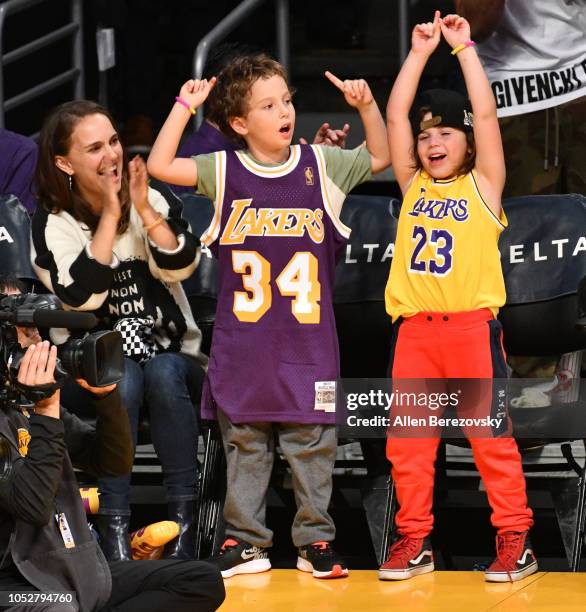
[0,389,133,611]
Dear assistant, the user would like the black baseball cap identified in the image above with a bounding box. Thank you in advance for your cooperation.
[409,89,474,136]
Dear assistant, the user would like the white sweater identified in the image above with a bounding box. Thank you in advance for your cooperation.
[31,187,207,364]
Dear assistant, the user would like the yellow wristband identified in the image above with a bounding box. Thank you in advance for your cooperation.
[175,96,197,115]
[143,213,165,231]
[451,41,476,56]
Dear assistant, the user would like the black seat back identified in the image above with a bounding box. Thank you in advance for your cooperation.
[498,194,586,355]
[0,194,37,286]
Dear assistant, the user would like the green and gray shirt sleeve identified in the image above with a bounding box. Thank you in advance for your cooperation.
[193,145,372,217]
[315,144,372,217]
[193,153,218,201]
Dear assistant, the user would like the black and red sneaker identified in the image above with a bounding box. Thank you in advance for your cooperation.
[378,535,434,581]
[208,537,271,578]
[485,531,538,582]
[297,541,349,579]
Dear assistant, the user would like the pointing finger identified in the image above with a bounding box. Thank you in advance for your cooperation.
[208,76,217,90]
[325,71,345,91]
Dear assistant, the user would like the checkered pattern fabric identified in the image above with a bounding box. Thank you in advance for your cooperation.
[114,316,157,363]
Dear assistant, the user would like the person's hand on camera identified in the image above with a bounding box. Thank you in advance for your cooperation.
[76,378,117,396]
[17,341,60,419]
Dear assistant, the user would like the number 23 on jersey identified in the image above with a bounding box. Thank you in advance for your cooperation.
[409,225,454,276]
[232,251,321,324]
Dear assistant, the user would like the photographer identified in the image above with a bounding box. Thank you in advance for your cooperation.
[0,276,224,611]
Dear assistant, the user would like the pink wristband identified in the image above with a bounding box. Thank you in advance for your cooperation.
[451,40,476,55]
[175,96,196,115]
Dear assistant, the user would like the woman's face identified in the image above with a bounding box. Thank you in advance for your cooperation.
[57,113,123,203]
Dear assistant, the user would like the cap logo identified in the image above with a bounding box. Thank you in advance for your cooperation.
[420,115,442,131]
[463,110,474,127]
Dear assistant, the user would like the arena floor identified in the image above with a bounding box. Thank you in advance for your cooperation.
[218,570,586,611]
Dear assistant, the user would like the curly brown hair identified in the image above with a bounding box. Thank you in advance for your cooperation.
[411,105,476,177]
[207,53,290,143]
[36,100,131,234]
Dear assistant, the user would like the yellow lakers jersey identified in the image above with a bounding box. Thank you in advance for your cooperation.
[385,170,507,322]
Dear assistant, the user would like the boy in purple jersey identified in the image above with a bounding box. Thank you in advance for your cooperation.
[148,54,389,579]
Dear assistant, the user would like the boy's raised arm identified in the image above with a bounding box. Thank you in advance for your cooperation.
[325,72,390,174]
[386,11,441,195]
[147,78,216,187]
[441,15,505,199]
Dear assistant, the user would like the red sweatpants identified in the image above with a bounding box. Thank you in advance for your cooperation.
[386,309,534,538]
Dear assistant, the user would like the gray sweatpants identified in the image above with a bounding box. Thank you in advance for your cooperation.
[217,410,337,548]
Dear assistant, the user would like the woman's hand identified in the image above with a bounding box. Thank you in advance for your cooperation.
[177,77,217,113]
[440,14,472,49]
[129,155,149,214]
[412,10,442,56]
[325,72,374,110]
[129,155,174,244]
[96,161,121,221]
[76,378,117,396]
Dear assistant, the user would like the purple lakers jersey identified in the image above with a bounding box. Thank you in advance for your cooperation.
[200,145,350,424]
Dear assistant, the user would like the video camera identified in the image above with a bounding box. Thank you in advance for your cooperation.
[0,293,124,400]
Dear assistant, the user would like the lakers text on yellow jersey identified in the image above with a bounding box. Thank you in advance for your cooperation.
[385,170,507,322]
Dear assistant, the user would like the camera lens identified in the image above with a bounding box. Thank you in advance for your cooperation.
[57,338,83,380]
[57,331,124,387]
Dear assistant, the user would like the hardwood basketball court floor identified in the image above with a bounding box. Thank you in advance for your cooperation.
[218,570,586,611]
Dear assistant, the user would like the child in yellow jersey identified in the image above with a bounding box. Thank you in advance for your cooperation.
[379,12,536,583]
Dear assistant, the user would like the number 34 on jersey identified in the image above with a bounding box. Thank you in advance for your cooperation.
[232,250,321,324]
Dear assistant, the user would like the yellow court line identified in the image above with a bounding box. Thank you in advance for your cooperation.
[486,571,548,611]
[490,571,586,612]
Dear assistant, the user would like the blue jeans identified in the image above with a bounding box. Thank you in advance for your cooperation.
[63,353,204,515]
